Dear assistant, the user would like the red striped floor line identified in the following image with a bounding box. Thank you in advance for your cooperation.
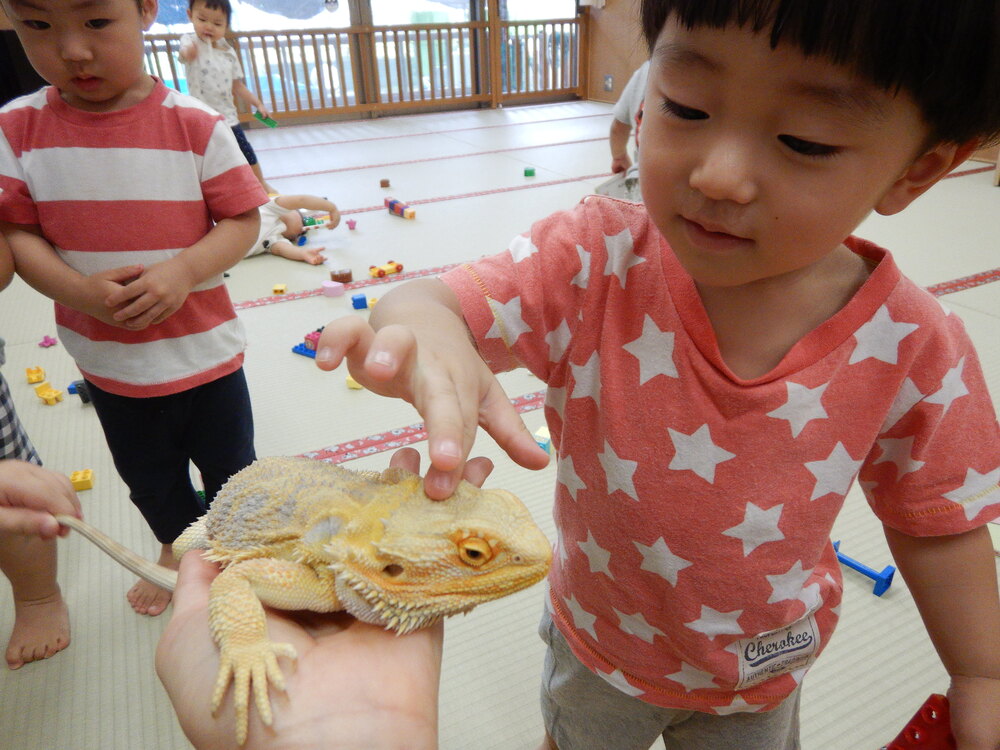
[268,136,606,181]
[252,111,611,153]
[944,164,994,179]
[927,267,1000,296]
[234,262,462,310]
[299,390,546,464]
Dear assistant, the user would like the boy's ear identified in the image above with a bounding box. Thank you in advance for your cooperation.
[141,0,158,30]
[875,140,979,216]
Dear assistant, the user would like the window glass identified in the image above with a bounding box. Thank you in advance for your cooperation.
[150,0,351,33]
[504,0,575,20]
[370,0,471,25]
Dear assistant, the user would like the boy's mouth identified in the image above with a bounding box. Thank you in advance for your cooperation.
[682,217,751,252]
[72,75,101,91]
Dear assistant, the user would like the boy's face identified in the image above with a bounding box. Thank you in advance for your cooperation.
[4,0,158,112]
[639,16,945,291]
[187,1,226,43]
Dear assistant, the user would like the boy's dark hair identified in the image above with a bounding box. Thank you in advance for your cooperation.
[189,0,232,26]
[641,0,1000,146]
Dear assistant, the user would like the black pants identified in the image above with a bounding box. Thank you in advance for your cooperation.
[85,368,256,543]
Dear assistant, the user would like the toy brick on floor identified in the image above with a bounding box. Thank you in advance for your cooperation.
[330,268,353,283]
[880,694,955,749]
[70,469,94,491]
[33,382,62,405]
[385,197,415,219]
[26,366,44,383]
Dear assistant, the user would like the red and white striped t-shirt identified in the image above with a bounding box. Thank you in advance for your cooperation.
[442,196,1000,714]
[0,80,267,397]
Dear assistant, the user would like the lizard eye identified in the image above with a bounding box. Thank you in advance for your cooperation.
[382,564,404,577]
[457,537,493,567]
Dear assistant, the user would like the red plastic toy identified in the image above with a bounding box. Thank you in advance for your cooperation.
[881,694,955,750]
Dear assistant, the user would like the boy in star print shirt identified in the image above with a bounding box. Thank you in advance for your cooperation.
[317,1,1000,748]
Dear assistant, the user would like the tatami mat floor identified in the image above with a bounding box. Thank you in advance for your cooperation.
[1,99,998,750]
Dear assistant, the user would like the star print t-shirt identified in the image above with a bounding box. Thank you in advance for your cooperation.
[440,196,1000,714]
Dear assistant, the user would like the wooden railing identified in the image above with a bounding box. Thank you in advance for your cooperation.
[144,16,584,122]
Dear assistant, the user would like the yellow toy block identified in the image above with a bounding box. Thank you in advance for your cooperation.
[26,367,45,384]
[346,375,364,390]
[70,469,94,491]
[273,284,287,295]
[33,382,63,405]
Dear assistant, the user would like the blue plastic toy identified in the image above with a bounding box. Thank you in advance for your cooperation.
[833,540,895,596]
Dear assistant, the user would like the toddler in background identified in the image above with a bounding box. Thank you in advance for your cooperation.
[179,0,273,192]
[0,0,267,617]
[247,194,341,265]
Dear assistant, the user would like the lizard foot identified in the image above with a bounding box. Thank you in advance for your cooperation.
[212,640,298,745]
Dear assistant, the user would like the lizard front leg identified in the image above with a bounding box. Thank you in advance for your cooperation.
[207,559,340,745]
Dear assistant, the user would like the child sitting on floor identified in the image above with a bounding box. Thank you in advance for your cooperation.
[247,195,341,266]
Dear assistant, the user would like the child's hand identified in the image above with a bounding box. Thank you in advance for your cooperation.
[315,301,549,500]
[0,461,82,539]
[106,258,194,329]
[179,42,198,62]
[256,107,271,120]
[83,264,144,326]
[948,675,1000,749]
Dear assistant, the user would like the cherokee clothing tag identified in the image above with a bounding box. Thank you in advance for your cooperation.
[733,613,820,690]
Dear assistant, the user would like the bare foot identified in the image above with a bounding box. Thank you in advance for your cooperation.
[304,246,326,265]
[6,588,70,669]
[126,545,177,616]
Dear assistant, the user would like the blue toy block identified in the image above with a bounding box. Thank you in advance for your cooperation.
[351,293,368,310]
[292,343,316,359]
[833,540,895,596]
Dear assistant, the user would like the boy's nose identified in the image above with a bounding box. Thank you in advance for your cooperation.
[59,33,94,62]
[689,139,757,205]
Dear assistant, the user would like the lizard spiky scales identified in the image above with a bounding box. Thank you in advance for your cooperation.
[59,456,551,745]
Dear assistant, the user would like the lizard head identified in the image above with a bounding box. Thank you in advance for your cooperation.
[324,473,552,634]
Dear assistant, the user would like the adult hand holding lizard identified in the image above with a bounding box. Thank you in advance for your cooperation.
[156,447,494,750]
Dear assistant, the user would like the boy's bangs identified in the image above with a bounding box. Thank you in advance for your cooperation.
[642,0,1000,144]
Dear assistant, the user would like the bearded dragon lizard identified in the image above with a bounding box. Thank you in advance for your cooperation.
[57,456,552,745]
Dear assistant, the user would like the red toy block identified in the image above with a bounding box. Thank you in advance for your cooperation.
[881,694,955,750]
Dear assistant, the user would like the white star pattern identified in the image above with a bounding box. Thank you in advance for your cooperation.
[571,244,591,289]
[614,608,666,644]
[685,606,744,639]
[485,295,532,345]
[805,442,863,500]
[943,466,1000,521]
[713,696,764,715]
[722,502,785,556]
[603,228,645,288]
[545,319,572,362]
[622,315,679,384]
[569,351,601,405]
[545,385,567,419]
[874,436,926,478]
[849,306,919,365]
[767,381,829,438]
[925,357,969,417]
[634,537,693,586]
[578,531,613,578]
[508,233,538,263]
[668,424,736,483]
[882,377,924,432]
[557,455,587,501]
[665,662,718,691]
[598,441,639,501]
[765,560,813,603]
[564,594,599,640]
[599,669,645,697]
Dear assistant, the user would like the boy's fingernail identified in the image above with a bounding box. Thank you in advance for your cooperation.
[316,347,333,363]
[372,350,393,368]
[438,439,461,459]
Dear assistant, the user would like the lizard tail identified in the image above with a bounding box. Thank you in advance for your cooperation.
[55,515,178,592]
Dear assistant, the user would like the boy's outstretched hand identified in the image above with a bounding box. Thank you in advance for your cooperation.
[0,460,82,538]
[314,279,549,499]
[155,448,493,750]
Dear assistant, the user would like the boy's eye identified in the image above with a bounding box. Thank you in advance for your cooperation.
[85,18,113,29]
[778,134,839,158]
[660,97,708,121]
[21,20,51,30]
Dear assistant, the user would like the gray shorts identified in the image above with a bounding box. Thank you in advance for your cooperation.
[539,610,801,750]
